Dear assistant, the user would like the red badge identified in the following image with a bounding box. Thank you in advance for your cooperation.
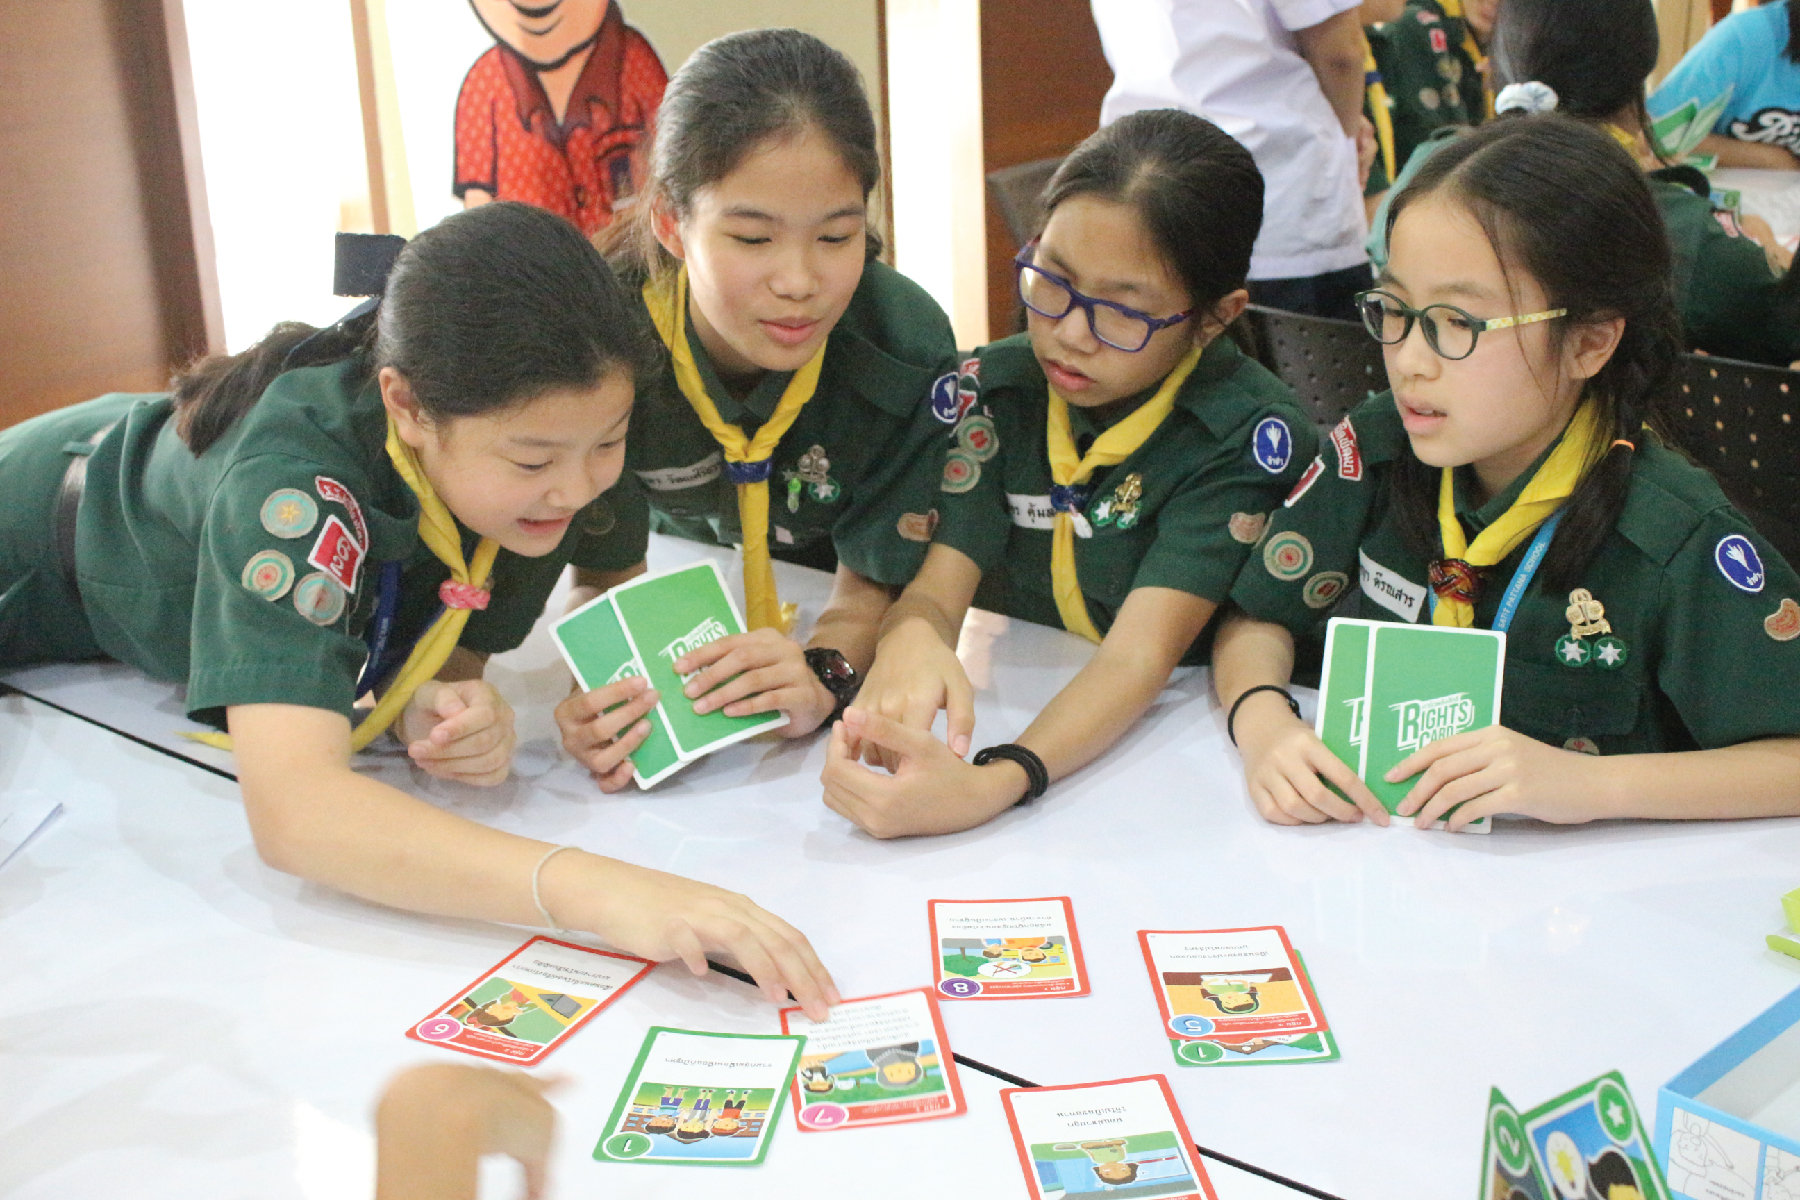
[1330,417,1363,481]
[314,476,369,550]
[306,514,364,593]
[1429,27,1448,52]
[1284,456,1325,507]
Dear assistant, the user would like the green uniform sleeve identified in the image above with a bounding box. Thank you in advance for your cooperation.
[928,354,1012,574]
[1681,208,1800,365]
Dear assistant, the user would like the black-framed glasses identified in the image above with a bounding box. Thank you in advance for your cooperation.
[1013,241,1190,352]
[1354,289,1568,361]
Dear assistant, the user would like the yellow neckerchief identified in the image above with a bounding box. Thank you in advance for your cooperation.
[186,417,500,751]
[1364,40,1398,183]
[1431,402,1604,628]
[1045,344,1203,643]
[1438,0,1493,118]
[642,267,824,632]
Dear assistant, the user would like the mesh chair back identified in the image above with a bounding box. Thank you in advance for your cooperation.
[1237,305,1386,429]
[986,157,1064,251]
[1669,355,1800,566]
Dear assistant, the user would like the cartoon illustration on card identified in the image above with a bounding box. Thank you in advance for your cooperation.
[1002,1075,1216,1200]
[1481,1088,1550,1200]
[1519,1072,1670,1200]
[1140,928,1326,1040]
[1169,953,1340,1066]
[929,898,1089,999]
[595,1028,804,1166]
[780,989,966,1130]
[406,937,653,1066]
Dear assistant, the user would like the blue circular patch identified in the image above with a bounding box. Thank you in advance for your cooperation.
[1715,534,1767,593]
[929,371,961,423]
[1252,416,1293,474]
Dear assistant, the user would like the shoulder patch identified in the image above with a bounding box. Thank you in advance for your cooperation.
[1766,598,1800,641]
[1302,571,1349,609]
[941,451,980,493]
[241,549,295,600]
[1263,531,1314,580]
[1229,512,1267,544]
[1251,416,1294,474]
[260,488,318,539]
[314,476,369,550]
[292,572,347,625]
[1716,534,1767,593]
[307,515,365,593]
[930,367,977,426]
[955,412,999,461]
[1285,456,1326,507]
[1329,417,1363,481]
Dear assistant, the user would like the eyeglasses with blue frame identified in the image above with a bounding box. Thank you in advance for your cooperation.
[1013,239,1191,352]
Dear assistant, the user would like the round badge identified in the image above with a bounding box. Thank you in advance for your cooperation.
[1716,534,1767,593]
[937,977,983,998]
[1555,634,1591,667]
[928,371,961,423]
[603,1132,653,1159]
[1168,1013,1216,1038]
[1263,531,1314,581]
[897,510,939,543]
[1596,1079,1635,1144]
[580,500,616,537]
[798,1102,850,1129]
[1489,1104,1532,1175]
[1251,416,1293,474]
[1593,635,1629,669]
[1419,86,1442,111]
[414,1016,463,1042]
[1302,571,1349,610]
[1176,1039,1226,1065]
[1115,508,1139,531]
[240,549,295,600]
[808,477,842,503]
[292,571,346,625]
[1766,598,1800,642]
[940,450,980,494]
[1228,511,1267,545]
[1563,737,1601,756]
[956,413,999,461]
[259,488,318,539]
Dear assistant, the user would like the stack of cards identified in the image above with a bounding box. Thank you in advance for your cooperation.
[552,561,789,788]
[1317,617,1506,832]
[779,989,966,1130]
[404,936,654,1066]
[929,898,1090,1000]
[1002,1075,1217,1199]
[1139,927,1338,1067]
[1482,1073,1671,1200]
[595,1028,806,1167]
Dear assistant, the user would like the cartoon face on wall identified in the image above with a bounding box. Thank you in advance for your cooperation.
[468,0,608,69]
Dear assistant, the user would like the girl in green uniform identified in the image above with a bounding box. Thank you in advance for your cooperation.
[567,29,978,773]
[0,202,835,1017]
[1218,115,1800,831]
[819,110,1317,837]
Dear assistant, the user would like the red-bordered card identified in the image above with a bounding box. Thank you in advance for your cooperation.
[405,936,654,1066]
[1001,1075,1216,1200]
[928,897,1089,1000]
[1138,927,1327,1040]
[778,987,967,1130]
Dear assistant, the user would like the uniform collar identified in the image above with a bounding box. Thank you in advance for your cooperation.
[495,1,627,144]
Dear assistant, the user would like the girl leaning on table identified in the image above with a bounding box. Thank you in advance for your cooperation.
[0,201,835,1019]
[1216,114,1800,832]
[818,109,1318,837]
[564,28,991,773]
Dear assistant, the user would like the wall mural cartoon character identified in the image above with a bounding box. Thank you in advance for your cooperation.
[454,0,666,236]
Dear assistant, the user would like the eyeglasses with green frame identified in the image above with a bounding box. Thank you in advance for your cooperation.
[1354,289,1568,361]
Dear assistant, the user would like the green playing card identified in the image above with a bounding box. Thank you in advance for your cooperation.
[1518,1072,1671,1200]
[1316,619,1504,831]
[594,1027,806,1167]
[610,561,789,757]
[551,594,687,788]
[1648,87,1733,163]
[1480,1087,1550,1200]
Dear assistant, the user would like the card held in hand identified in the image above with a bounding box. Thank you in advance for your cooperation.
[551,593,686,787]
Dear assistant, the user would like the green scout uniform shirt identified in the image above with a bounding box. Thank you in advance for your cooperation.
[1229,393,1800,753]
[0,360,644,726]
[624,259,963,587]
[1368,1,1482,174]
[935,333,1319,664]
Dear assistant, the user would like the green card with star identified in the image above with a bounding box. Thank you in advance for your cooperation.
[1516,1072,1671,1200]
[1480,1087,1551,1200]
[1315,618,1504,832]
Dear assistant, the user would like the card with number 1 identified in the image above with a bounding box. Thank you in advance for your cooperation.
[929,897,1089,1000]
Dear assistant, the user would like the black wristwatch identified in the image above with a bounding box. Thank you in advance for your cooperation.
[804,647,860,723]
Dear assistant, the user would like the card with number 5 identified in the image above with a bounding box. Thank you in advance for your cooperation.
[1139,927,1326,1040]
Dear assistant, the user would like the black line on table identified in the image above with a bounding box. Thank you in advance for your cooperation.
[3,685,238,781]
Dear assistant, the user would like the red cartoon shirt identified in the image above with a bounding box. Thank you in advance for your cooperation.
[453,4,666,236]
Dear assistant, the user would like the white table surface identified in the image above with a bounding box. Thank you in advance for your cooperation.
[8,535,1800,1198]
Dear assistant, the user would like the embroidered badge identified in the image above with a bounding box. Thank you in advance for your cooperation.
[1092,473,1143,530]
[313,476,368,550]
[929,371,971,424]
[1252,416,1293,474]
[1419,87,1442,111]
[1593,635,1629,669]
[1329,418,1363,481]
[306,515,364,593]
[1263,531,1314,581]
[1302,571,1349,609]
[1555,634,1592,668]
[1285,457,1325,507]
[1437,54,1462,84]
[1229,511,1267,545]
[292,572,346,625]
[1715,534,1766,593]
[1563,737,1601,756]
[241,549,295,600]
[1429,27,1448,53]
[260,489,318,539]
[1767,598,1800,642]
[1415,8,1440,22]
[897,510,940,543]
[941,450,980,494]
[955,413,999,461]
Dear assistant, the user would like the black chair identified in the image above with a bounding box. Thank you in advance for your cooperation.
[985,157,1064,252]
[1668,355,1800,566]
[1236,305,1385,429]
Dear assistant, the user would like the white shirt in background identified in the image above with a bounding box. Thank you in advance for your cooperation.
[1091,0,1369,281]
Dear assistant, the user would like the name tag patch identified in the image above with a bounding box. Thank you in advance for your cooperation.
[1006,493,1056,530]
[1359,548,1426,623]
[307,514,364,593]
[636,452,723,492]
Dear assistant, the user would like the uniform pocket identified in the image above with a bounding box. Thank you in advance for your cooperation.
[1501,659,1645,750]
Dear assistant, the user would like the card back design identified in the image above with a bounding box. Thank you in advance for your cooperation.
[551,593,686,787]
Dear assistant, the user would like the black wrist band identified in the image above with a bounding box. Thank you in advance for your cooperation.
[1227,685,1301,746]
[972,743,1050,806]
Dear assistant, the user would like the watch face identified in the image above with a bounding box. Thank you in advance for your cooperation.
[807,649,857,692]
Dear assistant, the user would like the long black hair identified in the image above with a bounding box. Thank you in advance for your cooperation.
[1491,0,1660,137]
[174,202,652,454]
[602,27,883,276]
[1039,108,1264,329]
[1383,115,1683,592]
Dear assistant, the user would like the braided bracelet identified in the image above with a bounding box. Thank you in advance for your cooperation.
[972,743,1050,806]
[1226,685,1302,746]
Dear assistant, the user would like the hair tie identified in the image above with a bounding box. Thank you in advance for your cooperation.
[1611,438,1636,452]
[1495,81,1560,116]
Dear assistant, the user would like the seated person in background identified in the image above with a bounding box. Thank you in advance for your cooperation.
[1368,0,1495,175]
[821,111,1316,837]
[1217,115,1800,832]
[1370,0,1800,367]
[1650,0,1800,171]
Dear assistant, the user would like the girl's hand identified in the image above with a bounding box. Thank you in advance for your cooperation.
[852,616,976,765]
[1233,692,1387,826]
[674,629,835,738]
[399,680,516,786]
[553,675,661,792]
[545,852,840,1021]
[819,707,1024,838]
[1391,726,1608,831]
[375,1064,561,1200]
